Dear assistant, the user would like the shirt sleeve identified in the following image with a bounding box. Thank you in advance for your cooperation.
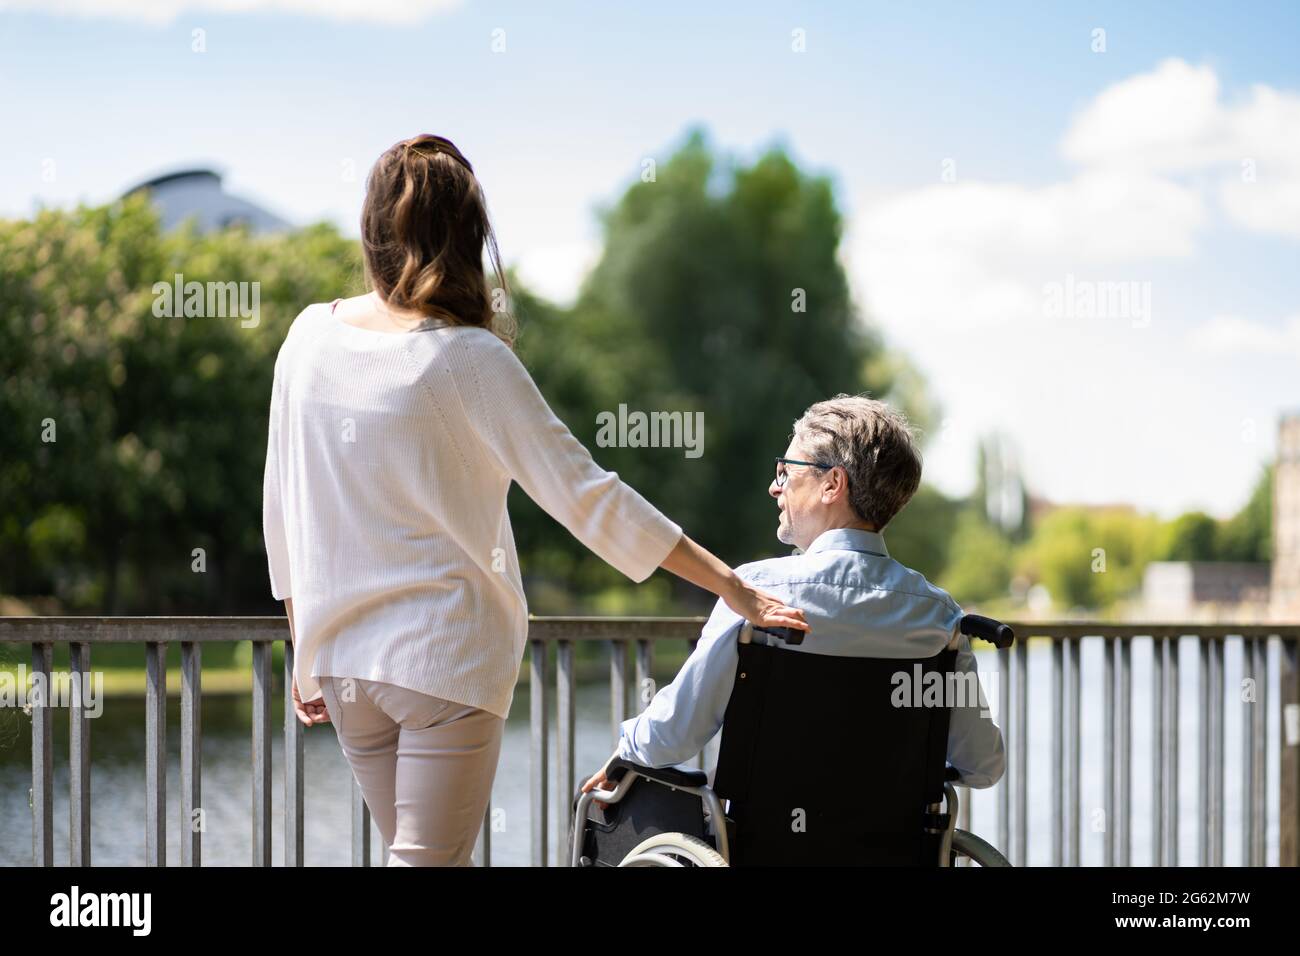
[615,597,744,768]
[451,331,683,583]
[943,611,1006,789]
[262,355,292,601]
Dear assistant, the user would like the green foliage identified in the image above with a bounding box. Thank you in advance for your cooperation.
[0,195,362,612]
[1154,466,1272,565]
[1216,465,1272,562]
[884,484,963,581]
[1014,507,1164,611]
[1,137,929,614]
[7,134,1268,618]
[526,129,904,585]
[937,508,1014,606]
[1160,511,1219,561]
[500,130,944,608]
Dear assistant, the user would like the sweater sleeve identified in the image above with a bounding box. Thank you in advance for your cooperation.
[450,330,683,583]
[262,355,292,600]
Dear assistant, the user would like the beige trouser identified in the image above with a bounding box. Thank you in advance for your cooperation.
[317,676,504,867]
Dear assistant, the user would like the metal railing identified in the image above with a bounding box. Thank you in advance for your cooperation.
[1,617,1297,866]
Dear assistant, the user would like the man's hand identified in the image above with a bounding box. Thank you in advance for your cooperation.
[292,676,330,726]
[580,753,619,810]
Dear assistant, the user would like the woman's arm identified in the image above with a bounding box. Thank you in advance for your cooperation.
[451,332,808,634]
[659,534,808,634]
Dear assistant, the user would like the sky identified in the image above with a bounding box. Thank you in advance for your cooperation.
[2,0,1297,519]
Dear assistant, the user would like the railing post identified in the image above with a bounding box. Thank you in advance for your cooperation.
[635,639,653,712]
[69,641,92,867]
[284,639,304,867]
[1118,637,1131,866]
[1104,636,1115,868]
[609,639,627,750]
[997,644,1010,858]
[1051,636,1063,867]
[1193,633,1225,865]
[1013,636,1027,866]
[30,642,54,867]
[1247,638,1266,866]
[1067,637,1081,866]
[1281,634,1299,866]
[251,639,272,866]
[1209,636,1224,867]
[1163,636,1180,866]
[530,638,549,867]
[180,641,202,867]
[145,641,167,866]
[1152,636,1164,867]
[556,639,576,867]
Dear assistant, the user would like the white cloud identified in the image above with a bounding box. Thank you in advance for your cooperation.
[1220,176,1300,239]
[1061,59,1230,171]
[0,0,462,25]
[850,58,1297,517]
[1061,57,1300,235]
[512,239,599,308]
[1189,314,1300,356]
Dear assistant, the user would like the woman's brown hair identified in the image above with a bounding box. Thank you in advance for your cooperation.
[361,134,515,345]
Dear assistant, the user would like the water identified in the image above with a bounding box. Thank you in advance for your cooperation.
[0,640,1283,866]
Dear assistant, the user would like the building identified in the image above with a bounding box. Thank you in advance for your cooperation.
[1273,412,1300,619]
[1141,561,1272,619]
[121,169,290,235]
[1134,412,1298,622]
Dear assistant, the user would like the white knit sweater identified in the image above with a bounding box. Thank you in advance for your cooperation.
[262,301,684,718]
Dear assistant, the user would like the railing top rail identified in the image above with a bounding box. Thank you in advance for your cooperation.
[0,615,1296,644]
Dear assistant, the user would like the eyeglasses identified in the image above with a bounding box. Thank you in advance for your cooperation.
[774,456,835,487]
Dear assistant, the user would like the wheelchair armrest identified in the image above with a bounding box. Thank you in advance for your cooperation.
[606,756,708,789]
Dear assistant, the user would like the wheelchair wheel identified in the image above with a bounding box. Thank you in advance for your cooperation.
[618,832,728,867]
[949,829,1012,867]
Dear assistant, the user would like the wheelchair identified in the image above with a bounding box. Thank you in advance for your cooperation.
[570,614,1014,867]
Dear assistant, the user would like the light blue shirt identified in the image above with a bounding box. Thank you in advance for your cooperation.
[615,527,1006,788]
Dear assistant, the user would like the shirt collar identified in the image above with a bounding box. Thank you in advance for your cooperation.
[802,527,889,558]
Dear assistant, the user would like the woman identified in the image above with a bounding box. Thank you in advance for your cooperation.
[262,133,807,866]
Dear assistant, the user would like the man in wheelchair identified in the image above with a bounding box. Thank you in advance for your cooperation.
[576,395,1007,866]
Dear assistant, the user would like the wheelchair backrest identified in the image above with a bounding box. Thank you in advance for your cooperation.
[712,637,957,866]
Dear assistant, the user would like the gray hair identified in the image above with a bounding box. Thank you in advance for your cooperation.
[790,394,922,530]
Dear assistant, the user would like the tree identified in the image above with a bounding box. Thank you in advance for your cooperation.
[527,129,917,593]
[938,509,1014,605]
[1216,465,1272,562]
[2,131,940,617]
[1014,506,1163,611]
[1161,511,1219,562]
[0,195,361,612]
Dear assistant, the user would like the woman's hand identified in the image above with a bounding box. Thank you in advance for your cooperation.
[722,577,810,635]
[292,676,330,726]
[659,533,810,635]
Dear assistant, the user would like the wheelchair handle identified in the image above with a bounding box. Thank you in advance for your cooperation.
[959,614,1014,648]
[751,624,804,645]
